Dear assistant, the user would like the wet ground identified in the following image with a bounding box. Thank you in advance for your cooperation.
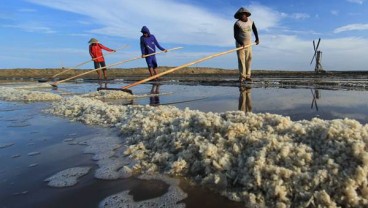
[0,79,367,208]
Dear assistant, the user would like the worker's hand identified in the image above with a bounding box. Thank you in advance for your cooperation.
[113,50,116,52]
[141,55,145,58]
[164,49,168,53]
[255,39,260,45]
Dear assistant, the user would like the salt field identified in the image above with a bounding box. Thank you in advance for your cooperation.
[0,80,367,207]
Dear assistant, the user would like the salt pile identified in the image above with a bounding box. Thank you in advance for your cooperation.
[47,95,368,207]
[14,83,53,89]
[82,90,134,99]
[0,86,61,101]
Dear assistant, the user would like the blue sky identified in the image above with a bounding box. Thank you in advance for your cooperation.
[1,0,368,71]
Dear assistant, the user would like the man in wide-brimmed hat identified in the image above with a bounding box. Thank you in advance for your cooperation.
[88,38,116,80]
[234,7,259,83]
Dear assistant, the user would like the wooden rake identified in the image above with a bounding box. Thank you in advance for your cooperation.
[50,47,183,94]
[121,43,256,90]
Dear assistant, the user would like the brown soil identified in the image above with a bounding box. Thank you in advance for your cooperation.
[0,67,367,80]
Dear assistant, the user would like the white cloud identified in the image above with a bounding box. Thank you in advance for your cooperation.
[27,0,282,47]
[334,23,368,33]
[290,13,310,20]
[331,10,339,16]
[347,0,365,4]
[18,8,37,13]
[13,0,368,71]
[2,23,56,34]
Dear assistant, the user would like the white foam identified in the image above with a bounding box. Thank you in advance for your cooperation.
[44,167,91,187]
[46,94,368,207]
[27,151,40,156]
[0,143,14,149]
[99,174,187,208]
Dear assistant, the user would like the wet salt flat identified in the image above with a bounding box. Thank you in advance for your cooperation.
[0,80,367,208]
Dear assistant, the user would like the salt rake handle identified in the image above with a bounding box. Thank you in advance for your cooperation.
[51,47,183,87]
[122,43,256,89]
[52,45,129,78]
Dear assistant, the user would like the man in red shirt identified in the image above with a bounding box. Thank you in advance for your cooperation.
[88,38,115,80]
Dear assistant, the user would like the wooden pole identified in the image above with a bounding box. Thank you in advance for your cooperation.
[50,47,183,87]
[51,45,129,78]
[122,43,255,89]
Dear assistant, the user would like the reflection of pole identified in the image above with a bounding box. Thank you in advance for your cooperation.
[238,86,252,113]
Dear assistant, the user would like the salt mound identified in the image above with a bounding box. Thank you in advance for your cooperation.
[47,95,368,207]
[46,96,127,126]
[45,167,91,187]
[14,83,53,89]
[99,174,187,208]
[82,90,134,99]
[0,86,61,101]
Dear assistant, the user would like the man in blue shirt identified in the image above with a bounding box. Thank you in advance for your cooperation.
[140,26,167,79]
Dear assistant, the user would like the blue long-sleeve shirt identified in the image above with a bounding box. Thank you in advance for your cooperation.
[140,26,165,55]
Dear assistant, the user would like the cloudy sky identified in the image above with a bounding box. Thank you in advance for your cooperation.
[1,0,368,71]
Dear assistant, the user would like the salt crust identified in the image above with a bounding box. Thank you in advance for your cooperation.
[47,95,368,207]
[44,167,91,187]
[99,174,187,208]
[0,86,61,101]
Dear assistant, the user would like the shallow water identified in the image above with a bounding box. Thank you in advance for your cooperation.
[0,80,367,208]
[65,80,367,123]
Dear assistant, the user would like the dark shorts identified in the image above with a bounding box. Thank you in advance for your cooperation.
[94,61,106,70]
[145,56,158,68]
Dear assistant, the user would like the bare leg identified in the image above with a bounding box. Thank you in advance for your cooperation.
[96,71,102,80]
[153,68,159,80]
[102,69,107,80]
[148,68,155,77]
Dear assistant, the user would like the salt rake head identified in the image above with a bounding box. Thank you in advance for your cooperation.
[97,87,133,95]
[50,83,58,89]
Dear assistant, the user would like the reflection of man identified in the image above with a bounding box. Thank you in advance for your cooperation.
[98,80,108,89]
[238,86,252,113]
[149,83,160,105]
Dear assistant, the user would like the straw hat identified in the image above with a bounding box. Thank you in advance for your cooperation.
[88,38,99,44]
[234,7,251,19]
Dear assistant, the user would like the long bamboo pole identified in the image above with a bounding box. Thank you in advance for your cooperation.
[51,45,129,78]
[50,47,183,87]
[122,43,255,89]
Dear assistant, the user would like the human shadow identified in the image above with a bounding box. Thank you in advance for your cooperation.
[149,83,160,106]
[238,86,252,113]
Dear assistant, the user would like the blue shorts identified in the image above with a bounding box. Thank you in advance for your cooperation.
[145,56,158,68]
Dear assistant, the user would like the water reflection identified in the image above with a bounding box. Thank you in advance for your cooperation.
[149,83,160,106]
[98,80,108,89]
[311,89,320,111]
[238,86,252,113]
